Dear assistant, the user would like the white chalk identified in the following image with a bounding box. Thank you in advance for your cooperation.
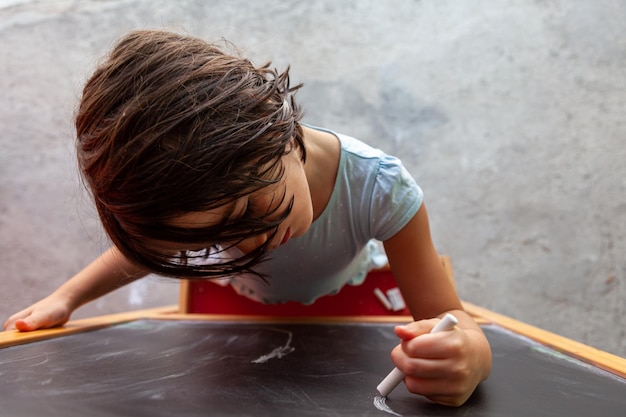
[376,313,459,397]
[386,288,406,312]
[374,288,393,311]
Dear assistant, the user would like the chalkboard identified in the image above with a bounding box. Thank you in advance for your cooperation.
[1,319,625,416]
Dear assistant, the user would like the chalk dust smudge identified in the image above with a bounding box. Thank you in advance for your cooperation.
[373,395,402,416]
[251,329,295,364]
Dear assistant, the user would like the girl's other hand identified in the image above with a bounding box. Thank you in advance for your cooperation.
[3,295,72,332]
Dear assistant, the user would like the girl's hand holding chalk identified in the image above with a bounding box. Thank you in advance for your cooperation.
[377,313,459,397]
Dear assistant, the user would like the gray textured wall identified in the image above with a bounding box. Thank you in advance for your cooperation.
[1,0,624,357]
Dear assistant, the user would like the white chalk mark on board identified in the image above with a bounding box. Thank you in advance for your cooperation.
[373,395,402,416]
[251,329,295,364]
[301,371,363,378]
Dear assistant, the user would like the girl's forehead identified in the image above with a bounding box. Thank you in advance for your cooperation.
[169,199,243,229]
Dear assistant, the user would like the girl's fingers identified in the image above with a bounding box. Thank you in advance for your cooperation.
[3,309,32,331]
[5,304,69,332]
[12,310,44,332]
[394,319,439,340]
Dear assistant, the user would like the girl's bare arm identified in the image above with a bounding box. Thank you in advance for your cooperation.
[4,246,148,331]
[383,203,492,406]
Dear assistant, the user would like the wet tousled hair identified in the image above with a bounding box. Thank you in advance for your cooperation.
[75,30,305,278]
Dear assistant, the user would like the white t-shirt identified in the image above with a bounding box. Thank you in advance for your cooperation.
[215,127,423,304]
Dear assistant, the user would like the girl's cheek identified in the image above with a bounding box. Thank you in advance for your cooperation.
[235,234,269,254]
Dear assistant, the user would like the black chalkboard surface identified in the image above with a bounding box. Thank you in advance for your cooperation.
[1,319,625,417]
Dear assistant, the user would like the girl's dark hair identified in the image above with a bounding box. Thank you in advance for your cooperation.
[75,30,304,278]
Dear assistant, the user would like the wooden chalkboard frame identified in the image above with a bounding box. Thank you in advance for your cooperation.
[461,301,626,379]
[0,306,177,349]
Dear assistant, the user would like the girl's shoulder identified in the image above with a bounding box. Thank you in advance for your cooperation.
[304,124,389,161]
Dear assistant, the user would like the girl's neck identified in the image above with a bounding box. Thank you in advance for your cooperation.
[301,125,341,221]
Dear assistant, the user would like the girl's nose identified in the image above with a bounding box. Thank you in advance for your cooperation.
[236,233,269,254]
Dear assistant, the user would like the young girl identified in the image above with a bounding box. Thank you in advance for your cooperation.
[4,30,491,406]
